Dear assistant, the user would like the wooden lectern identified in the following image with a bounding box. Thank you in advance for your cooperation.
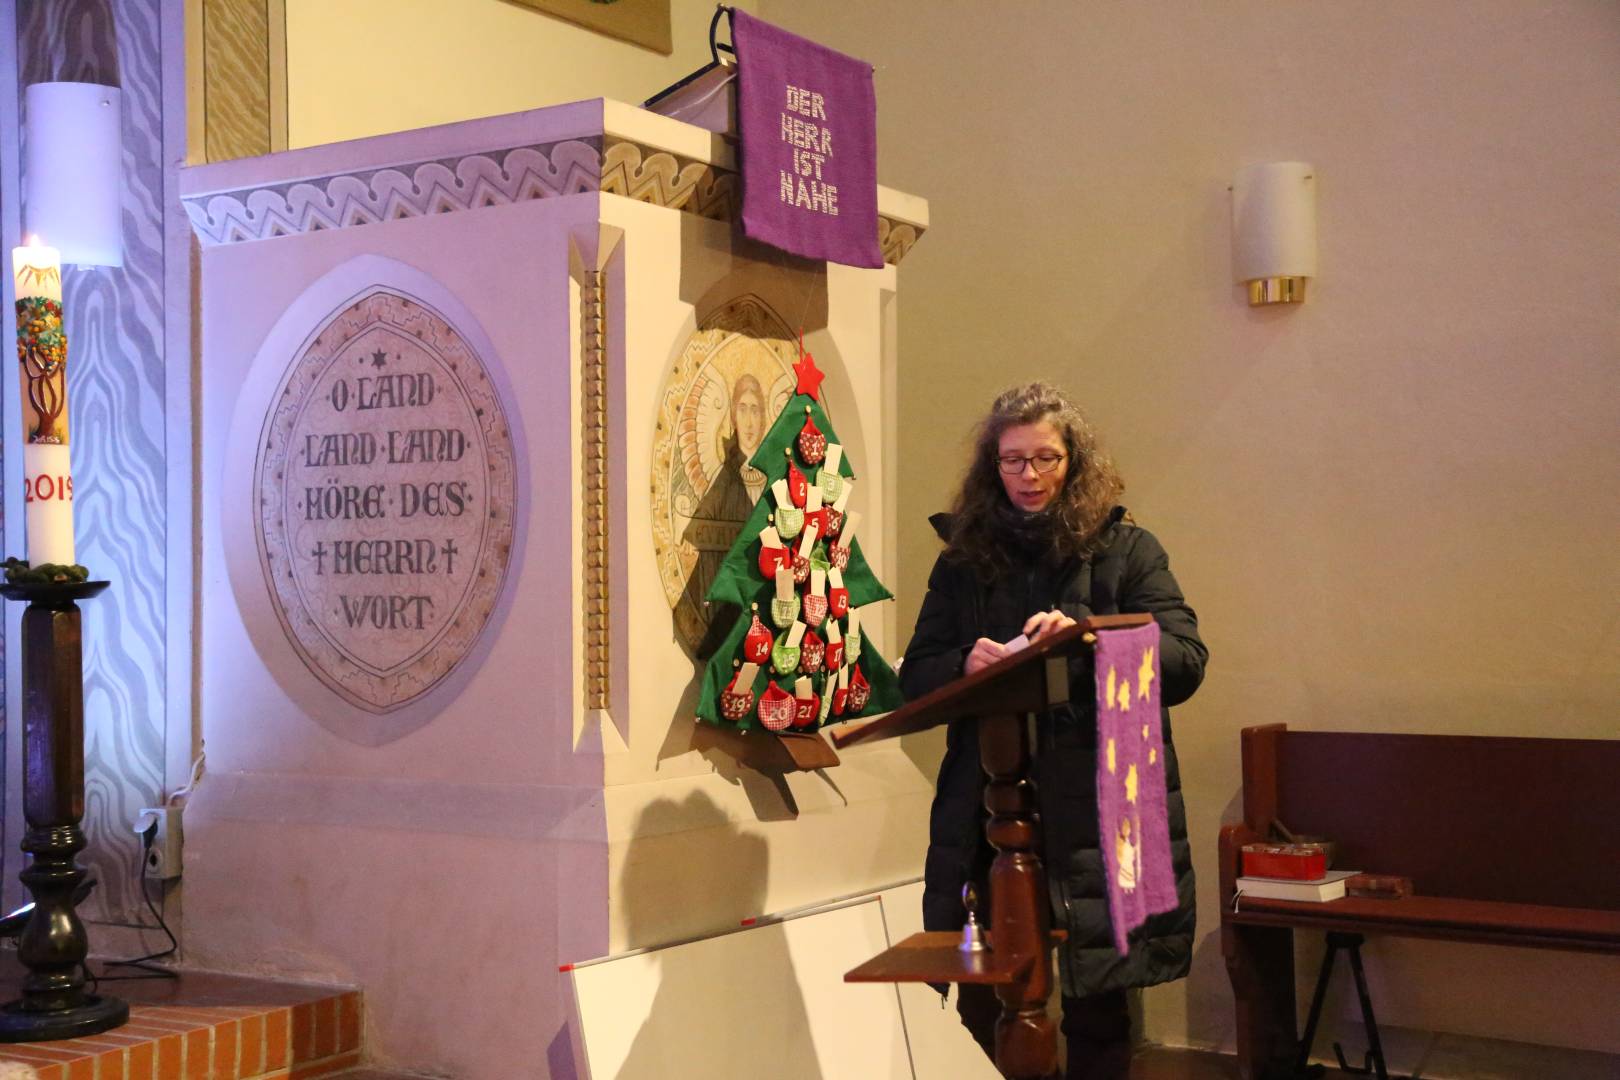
[832,614,1152,1079]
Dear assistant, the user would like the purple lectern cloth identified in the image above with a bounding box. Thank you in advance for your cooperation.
[732,10,883,268]
[1093,621,1179,955]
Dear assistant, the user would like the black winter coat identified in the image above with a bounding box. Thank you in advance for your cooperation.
[900,508,1207,999]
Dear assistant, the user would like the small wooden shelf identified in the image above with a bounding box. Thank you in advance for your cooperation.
[843,929,1069,986]
[844,932,1034,986]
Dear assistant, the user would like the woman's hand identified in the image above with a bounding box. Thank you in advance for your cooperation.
[1023,609,1077,643]
[963,638,1009,675]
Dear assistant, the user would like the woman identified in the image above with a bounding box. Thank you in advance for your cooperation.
[900,382,1207,1080]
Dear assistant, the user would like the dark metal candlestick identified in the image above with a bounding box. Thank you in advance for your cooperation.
[0,580,127,1041]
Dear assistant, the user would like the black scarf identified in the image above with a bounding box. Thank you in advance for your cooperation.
[989,499,1067,564]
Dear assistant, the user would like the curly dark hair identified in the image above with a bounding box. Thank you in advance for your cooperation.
[944,382,1124,575]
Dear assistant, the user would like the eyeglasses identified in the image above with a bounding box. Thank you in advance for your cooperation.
[997,453,1066,475]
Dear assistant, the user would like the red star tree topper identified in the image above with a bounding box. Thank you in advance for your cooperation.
[793,333,826,401]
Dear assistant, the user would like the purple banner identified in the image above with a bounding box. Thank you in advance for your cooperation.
[732,10,883,269]
[1094,621,1179,955]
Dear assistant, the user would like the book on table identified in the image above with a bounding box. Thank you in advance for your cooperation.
[1235,870,1358,903]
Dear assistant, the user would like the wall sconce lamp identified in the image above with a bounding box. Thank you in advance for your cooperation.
[1231,161,1315,305]
[23,82,124,267]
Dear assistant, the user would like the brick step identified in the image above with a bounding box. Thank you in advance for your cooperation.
[0,970,363,1079]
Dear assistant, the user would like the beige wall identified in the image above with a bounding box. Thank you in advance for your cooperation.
[274,0,1620,1066]
[766,0,1620,1062]
[285,0,755,147]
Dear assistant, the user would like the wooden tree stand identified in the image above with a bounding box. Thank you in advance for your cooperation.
[833,615,1151,1079]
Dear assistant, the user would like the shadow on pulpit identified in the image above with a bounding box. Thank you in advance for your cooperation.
[652,653,820,822]
[832,616,1152,1080]
[613,791,825,1080]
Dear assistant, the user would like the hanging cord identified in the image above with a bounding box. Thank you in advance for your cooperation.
[88,753,203,985]
[167,751,206,804]
[89,825,180,984]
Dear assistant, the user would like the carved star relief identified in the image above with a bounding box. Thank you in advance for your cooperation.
[372,349,388,369]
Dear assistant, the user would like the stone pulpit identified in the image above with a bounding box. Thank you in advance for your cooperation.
[180,98,928,1076]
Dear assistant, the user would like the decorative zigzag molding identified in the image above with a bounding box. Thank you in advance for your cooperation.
[879,217,924,267]
[600,138,737,221]
[183,136,924,264]
[183,139,605,246]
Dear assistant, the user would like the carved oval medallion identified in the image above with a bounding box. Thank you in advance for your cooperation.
[255,287,517,713]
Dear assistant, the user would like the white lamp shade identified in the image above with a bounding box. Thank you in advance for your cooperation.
[24,82,124,267]
[1231,161,1316,283]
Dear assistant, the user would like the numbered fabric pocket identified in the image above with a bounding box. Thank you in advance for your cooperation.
[774,505,804,540]
[831,683,849,718]
[798,411,827,465]
[758,545,789,579]
[743,612,773,664]
[792,692,820,729]
[770,594,801,628]
[771,635,801,676]
[809,545,831,576]
[846,664,871,714]
[720,674,756,722]
[802,592,828,628]
[786,460,809,507]
[816,469,844,505]
[828,586,850,620]
[757,682,796,731]
[800,630,826,674]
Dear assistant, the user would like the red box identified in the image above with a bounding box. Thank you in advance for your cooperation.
[1241,843,1328,880]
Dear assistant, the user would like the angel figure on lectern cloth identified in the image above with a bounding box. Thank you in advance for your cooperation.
[1115,818,1140,893]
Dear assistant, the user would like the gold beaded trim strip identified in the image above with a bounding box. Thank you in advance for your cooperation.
[582,271,609,711]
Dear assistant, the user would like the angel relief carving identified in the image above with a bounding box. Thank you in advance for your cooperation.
[652,296,803,656]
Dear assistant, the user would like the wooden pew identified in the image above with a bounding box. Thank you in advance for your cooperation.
[1219,723,1620,1079]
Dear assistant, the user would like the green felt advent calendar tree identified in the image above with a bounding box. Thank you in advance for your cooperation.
[696,350,902,733]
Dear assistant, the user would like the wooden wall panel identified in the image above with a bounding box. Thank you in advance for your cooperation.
[200,0,278,160]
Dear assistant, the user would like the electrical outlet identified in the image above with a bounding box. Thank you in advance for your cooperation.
[136,806,183,880]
